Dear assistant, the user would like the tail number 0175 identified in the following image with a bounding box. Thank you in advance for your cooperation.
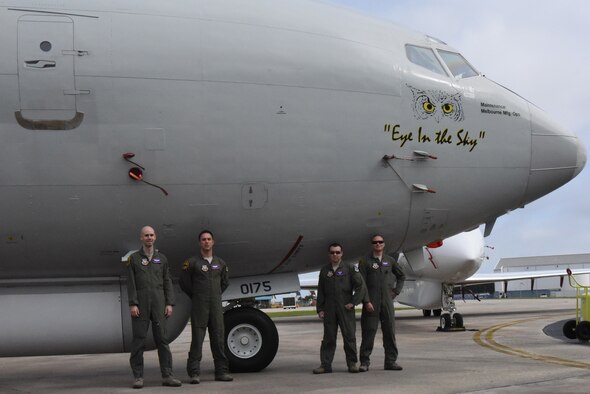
[240,281,272,295]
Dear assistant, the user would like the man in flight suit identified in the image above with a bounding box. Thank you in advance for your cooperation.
[358,234,406,372]
[126,225,182,389]
[180,230,233,383]
[313,243,365,374]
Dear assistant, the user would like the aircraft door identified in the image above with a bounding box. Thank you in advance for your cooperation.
[16,15,84,130]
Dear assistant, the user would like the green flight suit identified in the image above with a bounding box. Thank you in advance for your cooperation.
[359,254,405,368]
[316,261,365,369]
[180,255,230,377]
[126,249,175,379]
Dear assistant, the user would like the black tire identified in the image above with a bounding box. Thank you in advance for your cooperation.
[452,313,464,328]
[422,309,432,317]
[575,320,590,341]
[440,313,452,331]
[224,307,279,372]
[433,309,442,317]
[563,319,577,339]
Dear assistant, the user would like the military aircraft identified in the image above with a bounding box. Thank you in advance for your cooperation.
[0,1,585,372]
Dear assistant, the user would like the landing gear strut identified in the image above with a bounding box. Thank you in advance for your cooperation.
[422,308,442,317]
[437,284,465,331]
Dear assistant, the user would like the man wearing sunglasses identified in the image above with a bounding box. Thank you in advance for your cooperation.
[358,234,406,372]
[313,243,365,374]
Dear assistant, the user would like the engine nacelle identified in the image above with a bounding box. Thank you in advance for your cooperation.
[0,277,190,357]
[397,279,442,309]
[399,229,484,283]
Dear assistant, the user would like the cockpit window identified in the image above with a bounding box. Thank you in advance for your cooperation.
[437,50,479,79]
[405,45,446,76]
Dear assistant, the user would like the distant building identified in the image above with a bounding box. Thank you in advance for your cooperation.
[494,254,590,297]
[255,296,273,309]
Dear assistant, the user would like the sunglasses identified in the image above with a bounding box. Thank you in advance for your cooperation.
[372,240,384,244]
[329,251,342,255]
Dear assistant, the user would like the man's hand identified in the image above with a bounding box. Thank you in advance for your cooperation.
[318,311,325,320]
[364,302,375,313]
[165,305,174,318]
[130,305,140,317]
[344,303,354,310]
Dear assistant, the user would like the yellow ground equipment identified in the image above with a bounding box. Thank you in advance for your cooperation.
[562,268,590,341]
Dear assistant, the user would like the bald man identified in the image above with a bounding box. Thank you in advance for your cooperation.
[126,226,181,389]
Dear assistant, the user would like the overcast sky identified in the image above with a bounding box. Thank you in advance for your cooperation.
[323,1,590,273]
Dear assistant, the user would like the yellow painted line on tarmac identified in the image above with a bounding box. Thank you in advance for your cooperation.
[473,315,590,370]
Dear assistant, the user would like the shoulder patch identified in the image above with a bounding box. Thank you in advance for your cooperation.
[126,256,132,266]
[182,260,190,271]
[354,263,359,272]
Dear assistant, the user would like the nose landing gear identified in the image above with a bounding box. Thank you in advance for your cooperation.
[437,284,466,332]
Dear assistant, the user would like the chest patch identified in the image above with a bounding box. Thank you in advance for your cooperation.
[327,271,334,278]
[141,258,149,266]
[372,263,379,270]
[336,270,345,277]
[201,265,209,272]
[153,258,161,264]
[382,261,390,267]
[211,264,221,270]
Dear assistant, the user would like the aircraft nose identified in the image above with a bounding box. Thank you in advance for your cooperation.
[573,134,587,179]
[523,105,586,205]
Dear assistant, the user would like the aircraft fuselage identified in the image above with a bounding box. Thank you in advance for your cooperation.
[0,2,584,284]
[0,0,586,362]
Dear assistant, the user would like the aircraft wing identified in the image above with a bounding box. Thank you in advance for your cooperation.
[302,269,590,289]
[460,269,590,285]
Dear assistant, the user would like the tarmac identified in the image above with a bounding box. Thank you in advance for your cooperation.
[1,298,590,394]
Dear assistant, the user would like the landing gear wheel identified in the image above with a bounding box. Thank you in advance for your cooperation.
[563,319,577,339]
[224,307,279,372]
[433,309,442,317]
[440,313,452,331]
[452,313,464,328]
[575,320,590,341]
[422,309,432,317]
